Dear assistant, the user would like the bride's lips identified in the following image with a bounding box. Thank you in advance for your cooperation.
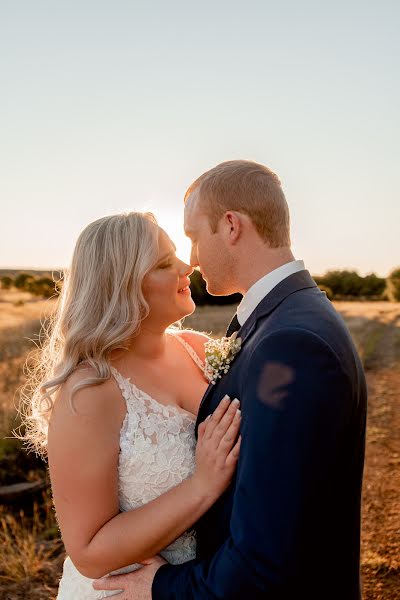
[178,286,191,296]
[177,280,192,296]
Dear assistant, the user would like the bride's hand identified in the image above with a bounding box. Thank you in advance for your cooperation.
[191,395,241,500]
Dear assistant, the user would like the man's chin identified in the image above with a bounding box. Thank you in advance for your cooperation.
[205,282,230,296]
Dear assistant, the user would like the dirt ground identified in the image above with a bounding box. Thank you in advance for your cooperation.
[0,298,399,599]
[345,304,400,600]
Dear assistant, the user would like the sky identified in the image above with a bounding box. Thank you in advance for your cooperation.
[1,0,399,277]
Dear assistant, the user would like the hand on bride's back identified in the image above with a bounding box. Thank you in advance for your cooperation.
[191,395,241,500]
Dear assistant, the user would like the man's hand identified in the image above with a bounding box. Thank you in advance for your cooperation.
[92,555,167,599]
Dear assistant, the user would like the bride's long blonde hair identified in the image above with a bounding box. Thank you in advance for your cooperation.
[21,211,160,457]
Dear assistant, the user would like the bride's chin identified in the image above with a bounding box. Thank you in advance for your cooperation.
[178,300,196,319]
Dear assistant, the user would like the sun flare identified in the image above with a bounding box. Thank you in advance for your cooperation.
[156,214,192,264]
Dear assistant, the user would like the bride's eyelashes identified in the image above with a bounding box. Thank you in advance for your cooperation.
[159,261,173,269]
[157,254,177,269]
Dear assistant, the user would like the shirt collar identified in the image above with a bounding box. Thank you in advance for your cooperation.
[237,260,305,326]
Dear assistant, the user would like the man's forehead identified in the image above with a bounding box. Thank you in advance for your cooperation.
[184,192,201,230]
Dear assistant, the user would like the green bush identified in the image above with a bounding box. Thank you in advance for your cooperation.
[189,270,242,305]
[27,277,57,299]
[0,276,13,290]
[315,270,386,300]
[387,267,400,302]
[318,285,333,300]
[14,273,34,290]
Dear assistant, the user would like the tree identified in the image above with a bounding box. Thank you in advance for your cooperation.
[0,276,13,290]
[14,273,34,290]
[360,274,386,298]
[189,270,242,305]
[387,268,400,302]
[314,270,386,299]
[317,285,333,301]
[27,277,56,298]
[189,270,208,305]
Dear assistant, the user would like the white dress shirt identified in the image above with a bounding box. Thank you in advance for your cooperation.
[237,260,306,326]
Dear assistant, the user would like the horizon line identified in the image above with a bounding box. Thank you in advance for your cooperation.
[0,265,394,279]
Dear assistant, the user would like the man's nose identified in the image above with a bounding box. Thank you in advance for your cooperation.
[190,246,199,268]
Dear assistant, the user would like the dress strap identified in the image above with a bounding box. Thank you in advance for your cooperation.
[110,365,132,398]
[173,333,206,373]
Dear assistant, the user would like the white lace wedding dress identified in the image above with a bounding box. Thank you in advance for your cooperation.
[57,334,206,599]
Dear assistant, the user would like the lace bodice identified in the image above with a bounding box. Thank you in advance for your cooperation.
[57,333,205,599]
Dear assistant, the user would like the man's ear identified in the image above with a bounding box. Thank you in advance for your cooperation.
[223,211,242,244]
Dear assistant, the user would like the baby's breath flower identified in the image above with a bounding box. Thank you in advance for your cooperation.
[204,333,242,384]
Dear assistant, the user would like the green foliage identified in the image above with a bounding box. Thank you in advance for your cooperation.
[315,270,386,300]
[0,276,13,290]
[360,274,387,297]
[315,270,363,296]
[13,273,34,290]
[1,272,59,299]
[190,268,390,304]
[317,285,333,300]
[387,267,400,302]
[189,270,207,304]
[27,277,57,298]
[189,270,242,305]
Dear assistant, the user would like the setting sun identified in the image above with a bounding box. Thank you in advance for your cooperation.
[156,213,192,264]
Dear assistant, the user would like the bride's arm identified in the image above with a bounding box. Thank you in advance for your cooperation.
[47,371,240,579]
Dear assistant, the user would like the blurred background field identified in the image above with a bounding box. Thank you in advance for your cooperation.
[2,2,399,598]
[0,283,399,599]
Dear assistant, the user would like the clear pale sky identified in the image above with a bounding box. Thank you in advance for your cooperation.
[1,1,399,276]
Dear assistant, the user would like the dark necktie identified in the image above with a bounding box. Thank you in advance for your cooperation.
[226,313,241,337]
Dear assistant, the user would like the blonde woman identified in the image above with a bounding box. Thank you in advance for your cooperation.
[24,212,241,599]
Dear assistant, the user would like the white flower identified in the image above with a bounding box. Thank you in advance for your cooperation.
[204,332,242,384]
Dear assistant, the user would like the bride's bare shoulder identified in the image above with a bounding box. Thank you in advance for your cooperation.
[176,329,210,361]
[53,364,123,419]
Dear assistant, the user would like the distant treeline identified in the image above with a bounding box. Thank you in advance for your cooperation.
[0,272,61,298]
[1,268,400,303]
[314,269,400,302]
[189,268,400,305]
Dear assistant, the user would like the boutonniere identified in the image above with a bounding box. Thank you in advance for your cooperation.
[204,332,242,384]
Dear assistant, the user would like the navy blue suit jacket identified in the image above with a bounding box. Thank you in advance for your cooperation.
[152,271,367,599]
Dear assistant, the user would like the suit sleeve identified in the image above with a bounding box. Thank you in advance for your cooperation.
[152,327,353,599]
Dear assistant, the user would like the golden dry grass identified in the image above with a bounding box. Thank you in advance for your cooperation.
[0,290,56,330]
[0,498,62,584]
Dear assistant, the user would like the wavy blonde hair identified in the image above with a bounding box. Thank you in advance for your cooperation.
[21,212,160,457]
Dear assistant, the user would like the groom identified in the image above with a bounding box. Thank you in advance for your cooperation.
[94,160,367,599]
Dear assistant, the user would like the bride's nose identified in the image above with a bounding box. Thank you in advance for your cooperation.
[179,260,194,277]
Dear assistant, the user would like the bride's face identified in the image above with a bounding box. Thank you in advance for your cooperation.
[142,228,195,328]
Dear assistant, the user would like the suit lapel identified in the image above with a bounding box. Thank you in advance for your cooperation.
[197,314,257,420]
[196,270,317,428]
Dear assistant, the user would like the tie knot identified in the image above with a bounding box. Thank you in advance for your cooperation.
[226,313,240,337]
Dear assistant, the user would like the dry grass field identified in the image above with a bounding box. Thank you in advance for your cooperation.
[0,291,399,599]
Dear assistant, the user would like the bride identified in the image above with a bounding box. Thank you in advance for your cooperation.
[23,212,241,599]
